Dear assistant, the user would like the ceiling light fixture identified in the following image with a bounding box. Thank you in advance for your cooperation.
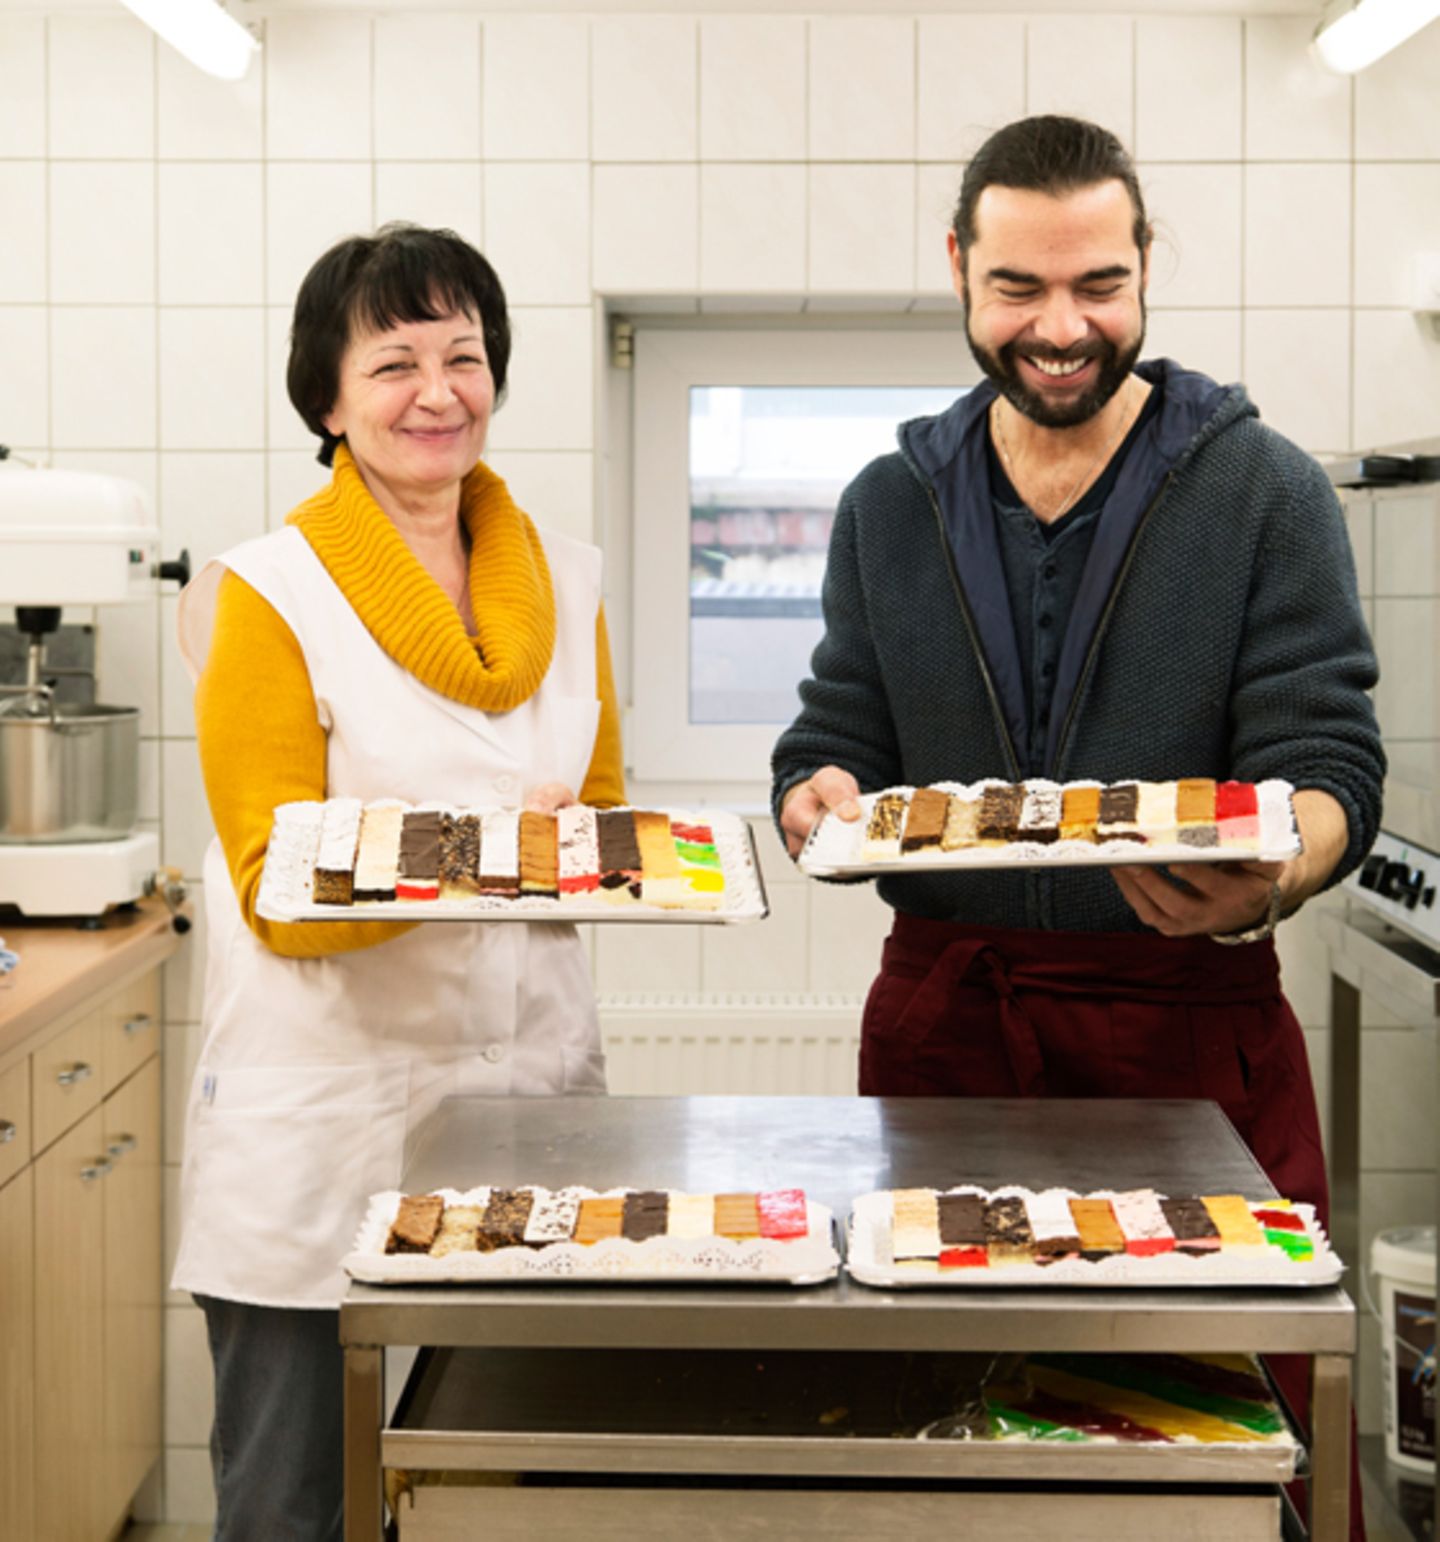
[117,0,259,82]
[1313,0,1440,72]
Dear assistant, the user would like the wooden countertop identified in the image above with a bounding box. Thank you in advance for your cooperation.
[0,897,188,1063]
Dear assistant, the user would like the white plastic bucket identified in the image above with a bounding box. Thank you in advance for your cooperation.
[1371,1225,1436,1481]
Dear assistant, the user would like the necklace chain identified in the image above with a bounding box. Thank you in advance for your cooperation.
[992,380,1136,522]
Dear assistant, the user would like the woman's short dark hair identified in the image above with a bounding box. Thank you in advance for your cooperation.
[952,116,1151,265]
[287,222,511,466]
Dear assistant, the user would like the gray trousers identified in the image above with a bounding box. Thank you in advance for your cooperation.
[196,1294,345,1542]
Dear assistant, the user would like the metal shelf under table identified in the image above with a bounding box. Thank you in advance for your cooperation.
[340,1094,1355,1541]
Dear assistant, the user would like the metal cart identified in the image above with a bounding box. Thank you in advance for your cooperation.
[340,1095,1355,1540]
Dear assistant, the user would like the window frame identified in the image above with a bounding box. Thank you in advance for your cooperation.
[628,322,979,786]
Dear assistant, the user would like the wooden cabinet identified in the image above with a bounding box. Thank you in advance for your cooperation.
[2,964,166,1542]
[0,1166,35,1542]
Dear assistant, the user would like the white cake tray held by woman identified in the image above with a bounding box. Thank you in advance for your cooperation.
[256,805,769,924]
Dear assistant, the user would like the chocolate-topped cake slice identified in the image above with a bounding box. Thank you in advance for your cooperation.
[397,809,442,900]
[900,786,949,853]
[385,1193,444,1254]
[983,1194,1034,1265]
[438,812,482,899]
[1096,782,1144,843]
[621,1190,670,1242]
[596,809,642,901]
[937,1191,989,1268]
[977,784,1024,843]
[1159,1196,1222,1255]
[478,1188,535,1251]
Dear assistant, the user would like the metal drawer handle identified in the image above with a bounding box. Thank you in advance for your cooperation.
[56,1061,93,1088]
[122,1013,153,1037]
[0,1119,16,1145]
[107,1133,138,1158]
[80,1157,113,1183]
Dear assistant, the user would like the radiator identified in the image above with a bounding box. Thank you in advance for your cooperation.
[598,993,864,1095]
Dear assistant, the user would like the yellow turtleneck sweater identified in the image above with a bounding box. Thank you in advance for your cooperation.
[196,449,625,959]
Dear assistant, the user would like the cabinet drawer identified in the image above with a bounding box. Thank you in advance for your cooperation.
[103,971,161,1093]
[0,1058,29,1188]
[32,1008,106,1153]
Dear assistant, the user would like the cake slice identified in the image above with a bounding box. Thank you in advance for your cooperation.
[891,1188,941,1262]
[438,812,482,899]
[714,1192,761,1239]
[1059,783,1102,842]
[556,805,600,896]
[1176,778,1218,849]
[900,787,950,853]
[1159,1196,1222,1254]
[397,809,442,900]
[1109,1188,1177,1257]
[523,1187,583,1245]
[429,1203,484,1257]
[1134,782,1178,846]
[666,1193,715,1239]
[621,1190,670,1241]
[313,797,362,905]
[940,794,983,851]
[1068,1197,1125,1259]
[518,811,559,898]
[574,1195,624,1243]
[1017,783,1062,844]
[478,1187,535,1250]
[596,809,642,902]
[672,820,726,910]
[1022,1190,1083,1263]
[1096,782,1143,843]
[977,784,1024,843]
[863,792,907,859]
[478,810,521,897]
[756,1189,808,1240]
[936,1191,989,1268]
[983,1194,1034,1266]
[1215,781,1260,850]
[385,1193,444,1254]
[634,810,686,906]
[353,801,406,902]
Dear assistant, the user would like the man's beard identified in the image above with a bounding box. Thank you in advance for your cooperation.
[964,295,1146,429]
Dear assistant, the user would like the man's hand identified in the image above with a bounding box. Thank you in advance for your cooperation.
[1112,787,1349,937]
[1111,859,1283,938]
[779,766,864,858]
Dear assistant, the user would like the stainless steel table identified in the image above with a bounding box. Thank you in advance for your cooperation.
[340,1095,1356,1541]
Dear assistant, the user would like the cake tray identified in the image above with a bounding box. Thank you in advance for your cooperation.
[845,1191,1343,1291]
[256,807,769,925]
[798,782,1301,878]
[343,1189,840,1287]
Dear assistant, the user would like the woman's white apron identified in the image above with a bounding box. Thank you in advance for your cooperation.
[171,524,605,1308]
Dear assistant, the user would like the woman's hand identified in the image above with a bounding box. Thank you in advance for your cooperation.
[525,782,579,813]
[1111,858,1285,938]
[779,766,863,858]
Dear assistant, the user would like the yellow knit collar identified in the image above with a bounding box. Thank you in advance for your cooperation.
[287,445,555,713]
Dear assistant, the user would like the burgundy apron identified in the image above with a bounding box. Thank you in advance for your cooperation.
[860,914,1364,1541]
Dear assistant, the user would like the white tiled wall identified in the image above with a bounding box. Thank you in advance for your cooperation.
[5,7,1439,1521]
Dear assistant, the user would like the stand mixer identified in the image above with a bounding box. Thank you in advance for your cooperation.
[0,458,190,924]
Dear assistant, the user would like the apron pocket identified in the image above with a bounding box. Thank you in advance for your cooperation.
[185,1062,410,1303]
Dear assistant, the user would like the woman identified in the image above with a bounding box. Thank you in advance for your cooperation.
[173,223,623,1538]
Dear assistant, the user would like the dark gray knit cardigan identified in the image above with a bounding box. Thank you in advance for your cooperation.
[771,359,1385,933]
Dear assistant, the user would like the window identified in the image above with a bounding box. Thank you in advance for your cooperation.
[629,324,976,785]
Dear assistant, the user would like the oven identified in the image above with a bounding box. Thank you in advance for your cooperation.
[1329,440,1440,952]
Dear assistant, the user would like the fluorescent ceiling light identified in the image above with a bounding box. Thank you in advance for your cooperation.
[118,0,259,82]
[1313,0,1440,72]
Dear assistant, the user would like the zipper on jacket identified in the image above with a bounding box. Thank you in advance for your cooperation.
[1051,470,1177,777]
[923,482,1023,780]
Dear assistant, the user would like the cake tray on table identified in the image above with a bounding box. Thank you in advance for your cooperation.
[343,1188,840,1286]
[845,1187,1343,1290]
[799,778,1300,878]
[256,804,768,925]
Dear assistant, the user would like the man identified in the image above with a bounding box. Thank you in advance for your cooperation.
[772,116,1379,1535]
